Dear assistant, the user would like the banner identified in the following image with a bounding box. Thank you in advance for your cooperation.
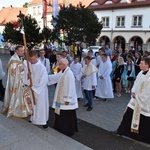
[42,0,47,27]
[52,0,59,18]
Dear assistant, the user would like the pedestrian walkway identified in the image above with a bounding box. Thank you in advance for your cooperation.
[0,101,91,150]
[1,53,150,150]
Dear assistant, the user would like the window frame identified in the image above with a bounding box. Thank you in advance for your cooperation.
[101,17,110,28]
[132,15,143,28]
[116,16,125,28]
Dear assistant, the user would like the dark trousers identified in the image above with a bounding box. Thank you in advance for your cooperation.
[0,79,5,97]
[84,90,93,107]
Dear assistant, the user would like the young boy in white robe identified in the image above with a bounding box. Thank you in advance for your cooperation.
[95,54,114,101]
[97,47,111,68]
[38,49,50,74]
[70,56,83,100]
[82,56,98,111]
[28,51,49,130]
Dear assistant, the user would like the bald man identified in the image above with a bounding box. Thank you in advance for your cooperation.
[48,58,78,136]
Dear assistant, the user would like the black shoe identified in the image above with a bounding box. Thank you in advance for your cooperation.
[84,103,89,107]
[43,124,48,130]
[86,106,93,111]
[28,120,31,123]
[111,130,122,136]
[104,98,108,102]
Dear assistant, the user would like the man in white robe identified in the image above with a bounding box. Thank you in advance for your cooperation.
[28,51,49,129]
[95,54,114,101]
[2,45,32,118]
[48,59,78,136]
[70,56,83,99]
[82,56,98,111]
[38,49,50,74]
[97,47,111,68]
[113,57,150,144]
[88,50,97,67]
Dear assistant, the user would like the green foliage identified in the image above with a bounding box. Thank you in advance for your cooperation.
[3,22,22,44]
[42,26,54,42]
[3,15,43,48]
[23,2,29,8]
[53,3,103,45]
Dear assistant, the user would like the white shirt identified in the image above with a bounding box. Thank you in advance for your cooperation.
[39,57,50,74]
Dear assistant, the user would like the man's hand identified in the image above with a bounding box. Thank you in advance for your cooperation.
[100,76,103,79]
[82,75,86,79]
[92,85,95,89]
[131,92,136,99]
[65,102,69,105]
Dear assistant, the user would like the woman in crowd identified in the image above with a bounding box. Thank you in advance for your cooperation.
[113,56,124,97]
[126,57,135,93]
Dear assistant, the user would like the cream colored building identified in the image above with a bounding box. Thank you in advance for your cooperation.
[88,0,150,51]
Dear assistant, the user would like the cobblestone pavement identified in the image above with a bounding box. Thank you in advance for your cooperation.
[0,53,130,131]
[1,53,150,149]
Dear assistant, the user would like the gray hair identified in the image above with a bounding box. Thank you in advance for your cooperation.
[59,58,69,66]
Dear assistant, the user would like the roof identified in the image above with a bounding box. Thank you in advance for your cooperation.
[0,6,27,25]
[29,0,93,7]
[88,0,150,10]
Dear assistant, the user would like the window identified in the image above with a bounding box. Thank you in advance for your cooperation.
[116,16,125,27]
[132,15,142,27]
[37,6,41,15]
[102,17,109,27]
[33,7,36,15]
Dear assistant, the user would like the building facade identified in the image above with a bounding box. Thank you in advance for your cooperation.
[28,0,93,30]
[0,6,27,34]
[88,0,150,51]
[28,0,53,30]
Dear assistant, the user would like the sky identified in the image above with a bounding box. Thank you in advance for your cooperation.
[0,0,32,9]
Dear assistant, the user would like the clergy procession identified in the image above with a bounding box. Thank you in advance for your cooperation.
[1,43,150,145]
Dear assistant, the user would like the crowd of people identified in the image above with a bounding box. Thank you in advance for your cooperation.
[1,43,150,144]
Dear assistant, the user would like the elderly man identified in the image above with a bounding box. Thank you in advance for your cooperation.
[48,58,78,136]
[2,45,32,118]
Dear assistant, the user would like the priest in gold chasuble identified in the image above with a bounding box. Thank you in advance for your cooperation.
[1,45,32,118]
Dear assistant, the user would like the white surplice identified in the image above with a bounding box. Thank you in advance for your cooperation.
[97,55,111,67]
[48,67,78,110]
[82,63,98,90]
[128,69,150,117]
[39,57,50,74]
[91,58,97,67]
[95,60,114,99]
[0,59,5,80]
[29,60,49,125]
[70,61,83,98]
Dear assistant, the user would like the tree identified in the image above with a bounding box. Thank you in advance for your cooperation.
[23,2,29,8]
[53,3,103,45]
[3,15,43,49]
[42,26,54,42]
